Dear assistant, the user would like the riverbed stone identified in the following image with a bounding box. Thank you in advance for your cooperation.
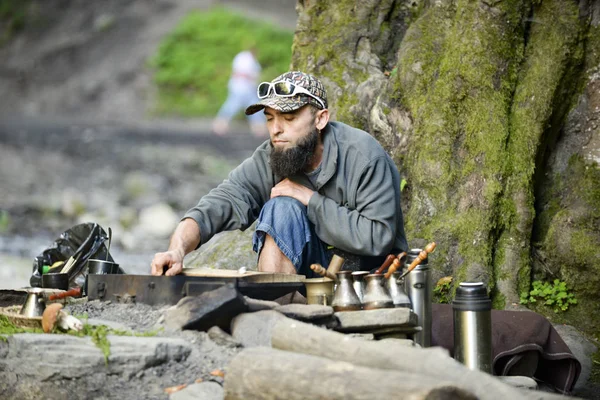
[334,308,417,332]
[207,326,243,348]
[1,333,192,380]
[274,304,334,320]
[244,296,280,312]
[170,381,224,400]
[162,284,248,332]
[553,324,598,391]
[230,310,286,347]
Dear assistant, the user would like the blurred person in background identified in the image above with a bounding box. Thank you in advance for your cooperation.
[212,47,267,137]
[153,71,407,277]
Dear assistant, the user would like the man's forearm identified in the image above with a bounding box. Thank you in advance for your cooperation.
[168,218,201,257]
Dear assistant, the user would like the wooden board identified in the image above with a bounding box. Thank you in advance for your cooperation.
[182,268,306,283]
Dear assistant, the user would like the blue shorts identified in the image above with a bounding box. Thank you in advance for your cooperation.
[252,197,331,277]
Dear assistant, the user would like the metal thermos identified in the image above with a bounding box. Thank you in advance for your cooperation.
[404,249,432,347]
[452,282,492,373]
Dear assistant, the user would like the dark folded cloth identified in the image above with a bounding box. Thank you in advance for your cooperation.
[432,303,581,394]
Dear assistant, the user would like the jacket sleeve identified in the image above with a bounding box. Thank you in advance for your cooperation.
[182,147,273,247]
[306,155,398,256]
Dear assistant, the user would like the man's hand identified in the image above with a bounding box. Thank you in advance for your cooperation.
[151,249,185,276]
[271,178,314,206]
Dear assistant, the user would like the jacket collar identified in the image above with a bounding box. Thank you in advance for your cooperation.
[315,122,338,189]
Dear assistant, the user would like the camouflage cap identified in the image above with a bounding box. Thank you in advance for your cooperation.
[245,71,328,115]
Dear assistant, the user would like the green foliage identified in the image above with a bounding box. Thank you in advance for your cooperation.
[0,0,30,44]
[0,209,10,233]
[400,178,407,192]
[433,276,453,304]
[520,279,578,313]
[150,7,293,116]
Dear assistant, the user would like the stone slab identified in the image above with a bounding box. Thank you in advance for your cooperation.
[230,310,286,348]
[333,308,417,332]
[1,333,192,380]
[162,284,248,332]
[243,296,280,312]
[274,304,334,320]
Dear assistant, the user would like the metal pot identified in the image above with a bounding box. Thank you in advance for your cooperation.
[42,272,69,290]
[87,259,120,275]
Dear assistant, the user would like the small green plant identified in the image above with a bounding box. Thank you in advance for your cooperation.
[434,276,453,304]
[520,279,578,313]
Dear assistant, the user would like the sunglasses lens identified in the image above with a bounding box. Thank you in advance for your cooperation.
[258,83,271,98]
[273,81,295,96]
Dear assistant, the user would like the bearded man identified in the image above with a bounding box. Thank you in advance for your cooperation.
[151,71,408,277]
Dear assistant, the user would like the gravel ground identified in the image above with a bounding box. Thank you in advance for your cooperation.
[61,299,241,400]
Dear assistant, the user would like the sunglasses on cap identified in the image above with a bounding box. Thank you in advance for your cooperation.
[257,80,325,109]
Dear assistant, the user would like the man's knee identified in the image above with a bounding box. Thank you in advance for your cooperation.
[260,197,308,228]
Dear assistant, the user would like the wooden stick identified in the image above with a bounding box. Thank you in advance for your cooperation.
[310,264,337,281]
[224,347,478,400]
[326,254,344,275]
[396,242,436,280]
[382,252,407,279]
[374,254,396,275]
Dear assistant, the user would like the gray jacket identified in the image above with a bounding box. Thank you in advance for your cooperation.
[184,121,408,256]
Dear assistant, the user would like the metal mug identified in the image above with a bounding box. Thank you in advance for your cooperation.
[351,271,369,303]
[362,274,394,310]
[303,277,335,306]
[20,287,46,317]
[331,271,361,311]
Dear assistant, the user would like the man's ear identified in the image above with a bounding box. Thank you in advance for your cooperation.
[315,109,329,131]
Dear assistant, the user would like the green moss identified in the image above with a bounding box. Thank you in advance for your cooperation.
[1,315,159,364]
[493,0,581,303]
[492,292,506,310]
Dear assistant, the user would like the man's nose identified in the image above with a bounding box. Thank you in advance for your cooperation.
[270,118,283,135]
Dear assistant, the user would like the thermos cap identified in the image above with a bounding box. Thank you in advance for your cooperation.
[452,282,492,311]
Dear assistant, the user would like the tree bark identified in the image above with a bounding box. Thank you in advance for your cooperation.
[291,0,599,316]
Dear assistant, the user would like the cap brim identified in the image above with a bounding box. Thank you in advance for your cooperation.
[245,95,310,115]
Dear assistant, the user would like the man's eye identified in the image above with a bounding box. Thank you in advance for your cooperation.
[284,115,294,121]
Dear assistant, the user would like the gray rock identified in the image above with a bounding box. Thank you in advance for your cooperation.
[207,326,243,348]
[86,318,132,332]
[162,284,248,332]
[553,324,598,390]
[230,310,286,347]
[274,304,334,320]
[170,382,223,400]
[334,308,417,332]
[1,333,191,380]
[185,227,257,270]
[378,338,417,347]
[244,296,280,312]
[497,376,538,390]
[106,335,191,377]
[137,202,179,238]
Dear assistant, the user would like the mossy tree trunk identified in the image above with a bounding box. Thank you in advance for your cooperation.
[291,0,600,331]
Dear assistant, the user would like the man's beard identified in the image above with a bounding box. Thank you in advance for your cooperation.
[270,128,319,178]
